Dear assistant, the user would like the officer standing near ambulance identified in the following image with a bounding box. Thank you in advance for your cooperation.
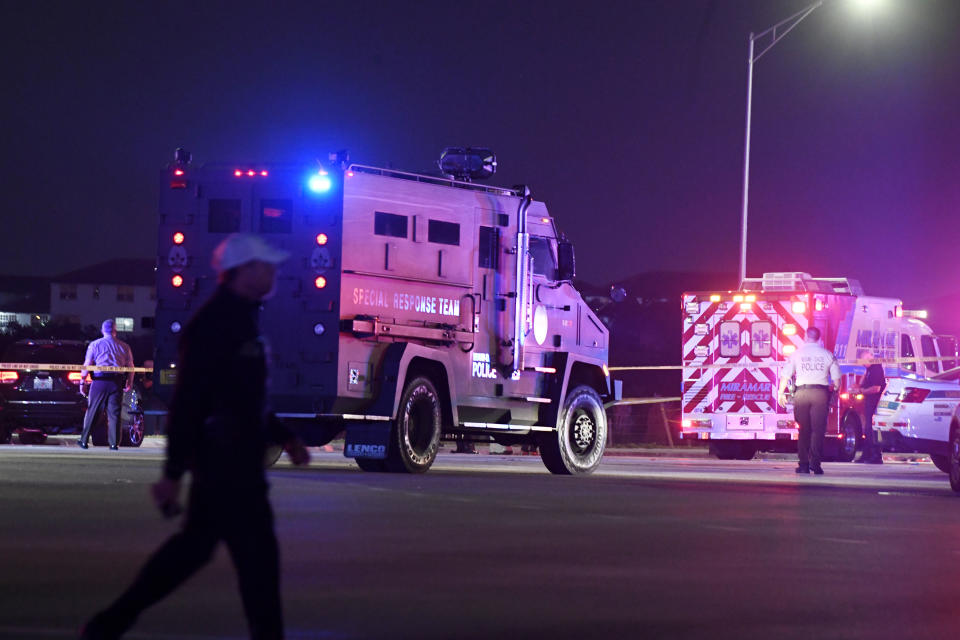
[81,234,310,640]
[778,326,841,475]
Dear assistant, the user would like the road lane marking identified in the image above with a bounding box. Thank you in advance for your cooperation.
[816,537,867,545]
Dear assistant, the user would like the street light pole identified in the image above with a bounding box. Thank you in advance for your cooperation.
[738,1,824,287]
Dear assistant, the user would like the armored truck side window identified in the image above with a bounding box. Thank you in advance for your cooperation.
[209,199,241,233]
[529,236,556,279]
[375,211,408,238]
[428,219,459,246]
[260,199,293,234]
[479,226,499,269]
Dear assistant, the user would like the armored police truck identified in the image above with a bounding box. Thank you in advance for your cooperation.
[154,148,611,474]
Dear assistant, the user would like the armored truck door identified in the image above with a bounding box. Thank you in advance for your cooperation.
[469,210,508,398]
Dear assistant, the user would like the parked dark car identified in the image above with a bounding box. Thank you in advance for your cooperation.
[0,339,87,444]
[0,339,145,446]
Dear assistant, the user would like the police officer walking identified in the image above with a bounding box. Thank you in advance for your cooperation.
[78,319,134,450]
[81,234,310,640]
[778,326,841,475]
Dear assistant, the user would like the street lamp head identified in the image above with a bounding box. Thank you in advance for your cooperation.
[849,0,887,14]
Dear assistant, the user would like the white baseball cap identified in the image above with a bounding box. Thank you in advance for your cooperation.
[212,233,290,272]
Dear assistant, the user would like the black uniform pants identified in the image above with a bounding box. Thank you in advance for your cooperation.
[794,387,829,469]
[91,482,283,639]
[861,397,881,458]
[80,378,123,447]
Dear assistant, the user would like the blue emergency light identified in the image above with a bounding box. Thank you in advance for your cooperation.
[308,172,332,193]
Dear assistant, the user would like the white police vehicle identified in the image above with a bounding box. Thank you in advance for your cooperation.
[874,366,960,492]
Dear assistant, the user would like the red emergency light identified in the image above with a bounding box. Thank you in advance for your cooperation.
[233,169,269,178]
[316,233,328,246]
[0,371,18,384]
[172,232,185,245]
[170,169,188,189]
[171,275,184,288]
[67,372,84,384]
[314,276,327,289]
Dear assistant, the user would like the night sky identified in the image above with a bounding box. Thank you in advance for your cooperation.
[3,1,958,305]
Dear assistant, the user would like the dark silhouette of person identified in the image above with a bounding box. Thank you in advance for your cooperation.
[81,234,310,639]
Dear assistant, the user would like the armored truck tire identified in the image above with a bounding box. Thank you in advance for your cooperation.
[385,376,442,474]
[538,385,606,475]
[949,425,960,494]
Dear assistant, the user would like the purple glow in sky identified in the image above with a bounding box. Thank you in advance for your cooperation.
[1,0,957,308]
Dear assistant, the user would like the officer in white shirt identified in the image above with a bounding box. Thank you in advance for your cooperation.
[778,326,841,475]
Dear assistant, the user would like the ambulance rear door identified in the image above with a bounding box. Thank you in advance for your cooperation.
[682,293,722,417]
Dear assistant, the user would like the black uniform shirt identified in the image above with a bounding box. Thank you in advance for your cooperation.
[164,285,289,485]
[860,363,886,417]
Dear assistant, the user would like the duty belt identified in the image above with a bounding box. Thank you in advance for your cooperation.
[92,373,125,380]
[796,384,829,390]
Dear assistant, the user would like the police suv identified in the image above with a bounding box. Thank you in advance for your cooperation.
[154,149,612,475]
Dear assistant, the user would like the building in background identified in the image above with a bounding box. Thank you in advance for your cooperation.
[0,275,51,334]
[50,259,155,336]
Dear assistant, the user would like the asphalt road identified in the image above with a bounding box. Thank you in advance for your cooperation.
[1,445,958,640]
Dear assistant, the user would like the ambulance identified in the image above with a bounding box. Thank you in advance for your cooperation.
[154,148,612,474]
[680,272,957,460]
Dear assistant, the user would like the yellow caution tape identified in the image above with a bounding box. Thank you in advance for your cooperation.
[0,362,153,373]
[611,356,957,372]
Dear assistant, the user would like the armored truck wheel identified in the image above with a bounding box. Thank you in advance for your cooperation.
[538,385,606,475]
[385,376,442,474]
